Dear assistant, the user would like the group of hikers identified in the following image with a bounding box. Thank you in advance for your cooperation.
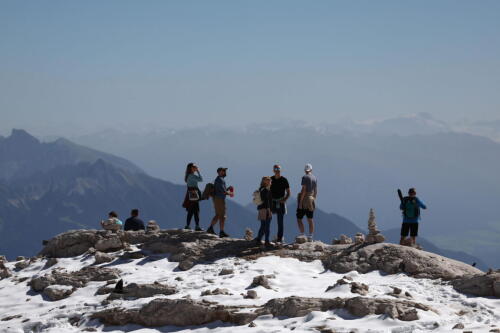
[100,163,427,248]
[181,163,318,246]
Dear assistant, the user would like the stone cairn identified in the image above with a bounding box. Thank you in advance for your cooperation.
[365,208,385,244]
[146,220,160,233]
[244,228,254,241]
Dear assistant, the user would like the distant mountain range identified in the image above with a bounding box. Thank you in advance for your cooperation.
[0,129,368,262]
[69,117,500,268]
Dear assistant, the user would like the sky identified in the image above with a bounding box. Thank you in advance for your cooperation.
[1,0,500,136]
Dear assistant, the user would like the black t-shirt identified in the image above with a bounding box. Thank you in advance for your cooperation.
[124,216,145,231]
[270,176,290,199]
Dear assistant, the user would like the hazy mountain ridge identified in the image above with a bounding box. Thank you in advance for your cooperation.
[69,118,500,267]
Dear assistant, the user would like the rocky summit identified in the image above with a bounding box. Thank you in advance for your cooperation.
[0,229,498,332]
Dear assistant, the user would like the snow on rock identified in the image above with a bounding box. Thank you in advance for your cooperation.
[0,229,498,332]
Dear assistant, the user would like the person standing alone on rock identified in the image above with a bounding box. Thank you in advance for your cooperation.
[270,164,291,244]
[207,167,231,238]
[399,188,427,247]
[182,163,203,231]
[297,163,317,242]
[124,209,146,231]
[255,176,273,247]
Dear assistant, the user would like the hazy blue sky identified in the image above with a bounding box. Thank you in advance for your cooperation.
[1,0,499,136]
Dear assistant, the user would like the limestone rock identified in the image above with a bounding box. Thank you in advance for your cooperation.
[95,236,123,252]
[94,252,114,265]
[452,323,465,329]
[120,251,146,260]
[16,256,26,261]
[350,282,369,296]
[31,266,120,292]
[249,275,275,289]
[92,298,257,326]
[333,234,352,245]
[354,233,365,245]
[218,268,234,276]
[0,261,12,279]
[108,282,177,300]
[44,258,58,269]
[43,285,75,301]
[295,235,308,244]
[201,288,232,296]
[245,290,258,299]
[244,228,254,241]
[452,272,500,297]
[15,260,30,270]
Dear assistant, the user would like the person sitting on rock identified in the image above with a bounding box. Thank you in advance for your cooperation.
[124,209,146,231]
[100,211,123,232]
[399,188,427,247]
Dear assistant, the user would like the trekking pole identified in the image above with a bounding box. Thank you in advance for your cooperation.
[397,189,404,203]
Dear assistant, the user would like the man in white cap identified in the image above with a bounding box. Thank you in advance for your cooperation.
[297,163,317,241]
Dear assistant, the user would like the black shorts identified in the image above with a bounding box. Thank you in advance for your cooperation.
[401,223,419,237]
[296,209,314,219]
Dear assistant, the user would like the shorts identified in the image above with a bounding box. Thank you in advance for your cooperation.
[401,222,418,237]
[213,197,227,219]
[296,208,314,219]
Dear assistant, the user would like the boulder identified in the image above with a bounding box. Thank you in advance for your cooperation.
[219,268,234,276]
[201,288,232,296]
[95,236,123,252]
[333,235,352,245]
[43,285,75,301]
[39,230,101,257]
[452,272,500,297]
[0,261,12,279]
[15,260,30,270]
[94,251,114,264]
[31,266,120,292]
[245,290,258,299]
[249,275,275,289]
[295,235,308,244]
[354,233,365,245]
[108,282,177,300]
[350,282,369,296]
[92,298,257,326]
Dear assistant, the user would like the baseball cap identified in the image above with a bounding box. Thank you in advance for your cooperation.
[304,163,313,172]
[217,167,228,173]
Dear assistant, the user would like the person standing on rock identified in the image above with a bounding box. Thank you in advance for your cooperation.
[255,176,273,247]
[182,163,203,231]
[124,209,146,231]
[270,164,291,243]
[297,163,317,242]
[399,188,427,246]
[207,167,231,238]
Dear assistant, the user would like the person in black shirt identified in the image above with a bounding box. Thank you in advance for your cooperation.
[270,164,291,243]
[255,176,273,247]
[124,209,146,231]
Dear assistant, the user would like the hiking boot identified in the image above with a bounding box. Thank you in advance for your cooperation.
[253,238,262,246]
[183,225,191,230]
[195,226,203,232]
[307,235,313,242]
[219,230,229,238]
[207,226,216,235]
[264,241,272,248]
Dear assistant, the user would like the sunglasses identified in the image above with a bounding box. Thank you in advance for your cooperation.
[274,168,281,171]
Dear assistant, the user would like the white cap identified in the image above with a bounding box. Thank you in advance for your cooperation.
[304,163,313,172]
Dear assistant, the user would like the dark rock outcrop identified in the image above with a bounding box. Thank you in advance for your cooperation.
[107,282,177,300]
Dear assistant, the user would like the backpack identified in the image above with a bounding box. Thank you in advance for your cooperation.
[402,197,420,219]
[252,189,263,206]
[201,183,215,200]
